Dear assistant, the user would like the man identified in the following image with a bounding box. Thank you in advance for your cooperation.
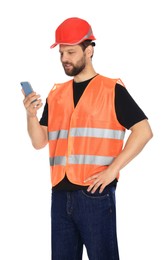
[22,17,153,260]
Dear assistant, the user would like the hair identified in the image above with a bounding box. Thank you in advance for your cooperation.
[79,40,95,50]
[79,40,95,58]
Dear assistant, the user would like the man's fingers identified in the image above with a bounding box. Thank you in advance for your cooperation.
[23,94,41,108]
[99,184,106,194]
[84,174,99,183]
[87,178,99,192]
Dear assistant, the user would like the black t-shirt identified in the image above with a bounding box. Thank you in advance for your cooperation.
[40,78,147,191]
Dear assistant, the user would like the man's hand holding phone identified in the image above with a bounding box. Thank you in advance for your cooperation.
[21,81,43,117]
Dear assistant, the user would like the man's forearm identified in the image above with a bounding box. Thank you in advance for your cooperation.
[22,91,48,149]
[27,115,48,149]
[108,119,153,175]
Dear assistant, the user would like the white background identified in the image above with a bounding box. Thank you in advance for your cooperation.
[0,0,166,259]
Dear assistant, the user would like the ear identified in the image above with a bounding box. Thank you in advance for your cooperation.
[86,45,93,58]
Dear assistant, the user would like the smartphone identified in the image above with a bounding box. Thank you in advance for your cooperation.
[20,81,37,103]
[20,81,34,96]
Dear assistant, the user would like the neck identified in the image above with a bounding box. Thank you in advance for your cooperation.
[73,64,97,83]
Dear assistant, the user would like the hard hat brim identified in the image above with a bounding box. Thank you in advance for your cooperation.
[50,36,96,49]
[50,43,58,49]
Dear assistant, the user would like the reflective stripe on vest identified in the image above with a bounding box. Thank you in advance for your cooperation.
[48,128,125,141]
[48,130,68,140]
[50,155,114,166]
[69,155,115,165]
[50,156,66,166]
[70,127,125,139]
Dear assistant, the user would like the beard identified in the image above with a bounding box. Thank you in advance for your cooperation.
[62,56,86,76]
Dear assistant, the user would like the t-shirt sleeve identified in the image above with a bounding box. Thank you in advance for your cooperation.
[39,99,48,126]
[115,83,148,129]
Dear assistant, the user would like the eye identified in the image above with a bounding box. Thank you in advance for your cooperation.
[68,51,75,55]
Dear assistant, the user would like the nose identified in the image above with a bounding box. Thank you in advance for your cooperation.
[60,53,69,63]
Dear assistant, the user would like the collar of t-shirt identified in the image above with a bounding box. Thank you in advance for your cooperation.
[73,76,96,107]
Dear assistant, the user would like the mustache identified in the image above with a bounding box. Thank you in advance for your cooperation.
[62,62,73,66]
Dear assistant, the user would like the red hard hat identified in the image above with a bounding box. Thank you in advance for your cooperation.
[50,17,96,48]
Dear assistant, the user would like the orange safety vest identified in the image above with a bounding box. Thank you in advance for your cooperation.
[47,74,126,187]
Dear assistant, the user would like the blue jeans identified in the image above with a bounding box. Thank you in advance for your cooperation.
[51,186,119,260]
